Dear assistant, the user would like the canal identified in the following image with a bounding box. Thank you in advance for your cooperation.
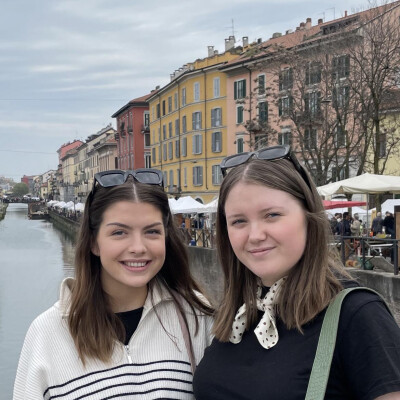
[0,203,75,400]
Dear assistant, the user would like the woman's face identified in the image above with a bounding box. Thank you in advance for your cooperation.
[92,200,166,311]
[224,182,307,286]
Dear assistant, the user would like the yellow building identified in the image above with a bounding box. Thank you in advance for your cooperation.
[148,38,244,204]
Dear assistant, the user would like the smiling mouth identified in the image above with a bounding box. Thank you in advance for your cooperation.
[249,247,274,254]
[123,261,148,268]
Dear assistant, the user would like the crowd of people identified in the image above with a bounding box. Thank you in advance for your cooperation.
[14,146,400,400]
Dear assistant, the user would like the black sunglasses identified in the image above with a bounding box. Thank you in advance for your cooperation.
[220,145,311,189]
[91,168,164,195]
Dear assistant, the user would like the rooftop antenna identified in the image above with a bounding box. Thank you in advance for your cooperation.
[225,18,237,38]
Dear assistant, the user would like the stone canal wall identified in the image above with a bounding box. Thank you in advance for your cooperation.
[0,202,8,221]
[44,214,400,321]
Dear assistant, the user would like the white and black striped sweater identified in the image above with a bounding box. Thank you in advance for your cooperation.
[13,278,213,400]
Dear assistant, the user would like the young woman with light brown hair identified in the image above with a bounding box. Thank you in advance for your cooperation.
[14,169,213,400]
[193,145,400,400]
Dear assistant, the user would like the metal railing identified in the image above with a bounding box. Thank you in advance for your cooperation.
[333,235,399,275]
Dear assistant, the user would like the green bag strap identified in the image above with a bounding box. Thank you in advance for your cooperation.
[305,287,391,400]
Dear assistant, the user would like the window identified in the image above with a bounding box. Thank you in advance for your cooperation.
[168,141,173,159]
[193,134,202,154]
[144,132,150,146]
[169,170,174,190]
[304,128,317,150]
[237,105,244,124]
[162,100,166,116]
[234,79,246,99]
[255,134,268,149]
[163,171,168,188]
[192,112,202,130]
[305,62,322,85]
[258,74,266,95]
[182,115,187,133]
[145,154,151,168]
[152,147,156,164]
[162,125,166,140]
[333,86,349,108]
[279,96,293,117]
[212,165,223,185]
[182,88,186,106]
[193,166,203,186]
[258,102,268,122]
[279,68,293,91]
[194,82,200,102]
[213,77,220,98]
[182,137,187,156]
[212,131,222,152]
[237,137,244,153]
[305,92,321,117]
[152,129,155,144]
[335,125,346,147]
[158,127,161,142]
[156,104,160,119]
[379,133,386,158]
[331,166,345,181]
[278,129,292,145]
[168,96,172,113]
[168,122,172,138]
[175,139,180,157]
[158,145,162,162]
[163,143,167,161]
[184,167,187,186]
[332,55,350,80]
[175,119,180,136]
[174,92,178,109]
[211,108,222,127]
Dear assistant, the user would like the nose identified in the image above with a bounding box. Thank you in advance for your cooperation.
[127,234,146,254]
[248,221,267,242]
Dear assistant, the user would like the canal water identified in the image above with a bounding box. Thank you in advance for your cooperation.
[0,203,75,400]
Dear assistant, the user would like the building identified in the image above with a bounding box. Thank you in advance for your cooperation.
[112,93,152,171]
[220,1,400,186]
[148,37,246,203]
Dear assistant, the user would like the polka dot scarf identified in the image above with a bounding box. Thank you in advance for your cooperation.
[229,277,286,349]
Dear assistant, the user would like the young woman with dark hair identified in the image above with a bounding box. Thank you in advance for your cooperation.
[14,169,213,400]
[193,146,400,400]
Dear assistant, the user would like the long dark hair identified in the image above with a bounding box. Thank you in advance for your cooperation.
[213,158,348,341]
[69,180,213,363]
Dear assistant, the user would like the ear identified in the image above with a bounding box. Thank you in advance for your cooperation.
[91,240,100,257]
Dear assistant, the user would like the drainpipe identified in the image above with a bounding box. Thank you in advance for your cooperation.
[244,65,252,149]
[203,69,208,190]
[177,80,182,197]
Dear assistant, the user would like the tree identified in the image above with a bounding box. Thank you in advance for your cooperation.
[12,182,29,197]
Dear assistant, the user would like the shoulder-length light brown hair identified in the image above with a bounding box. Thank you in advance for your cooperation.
[213,158,348,341]
[69,180,213,364]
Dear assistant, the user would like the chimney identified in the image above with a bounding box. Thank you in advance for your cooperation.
[272,32,282,38]
[305,17,312,29]
[318,18,323,24]
[208,45,214,57]
[242,36,249,47]
[225,36,235,51]
[257,37,262,44]
[286,29,293,35]
[214,50,219,55]
[300,22,306,30]
[345,10,348,17]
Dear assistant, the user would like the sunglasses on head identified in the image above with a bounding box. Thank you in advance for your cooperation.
[91,168,164,195]
[220,145,312,189]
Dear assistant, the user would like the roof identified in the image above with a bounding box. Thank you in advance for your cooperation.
[57,140,83,160]
[111,92,154,118]
[221,1,400,71]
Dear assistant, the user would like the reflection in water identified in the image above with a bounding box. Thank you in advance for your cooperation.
[0,204,75,400]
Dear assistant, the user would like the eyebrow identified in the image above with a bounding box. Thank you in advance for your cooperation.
[105,222,163,229]
[226,206,285,218]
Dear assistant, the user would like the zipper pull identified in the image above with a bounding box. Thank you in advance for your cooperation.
[125,345,133,363]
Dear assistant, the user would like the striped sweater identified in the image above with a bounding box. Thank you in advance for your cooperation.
[13,278,213,399]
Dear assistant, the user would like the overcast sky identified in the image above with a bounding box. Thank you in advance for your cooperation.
[0,0,379,180]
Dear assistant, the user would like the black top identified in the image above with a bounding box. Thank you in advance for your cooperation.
[193,289,400,400]
[116,307,143,345]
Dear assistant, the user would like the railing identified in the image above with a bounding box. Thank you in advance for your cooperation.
[178,227,216,249]
[333,235,399,275]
